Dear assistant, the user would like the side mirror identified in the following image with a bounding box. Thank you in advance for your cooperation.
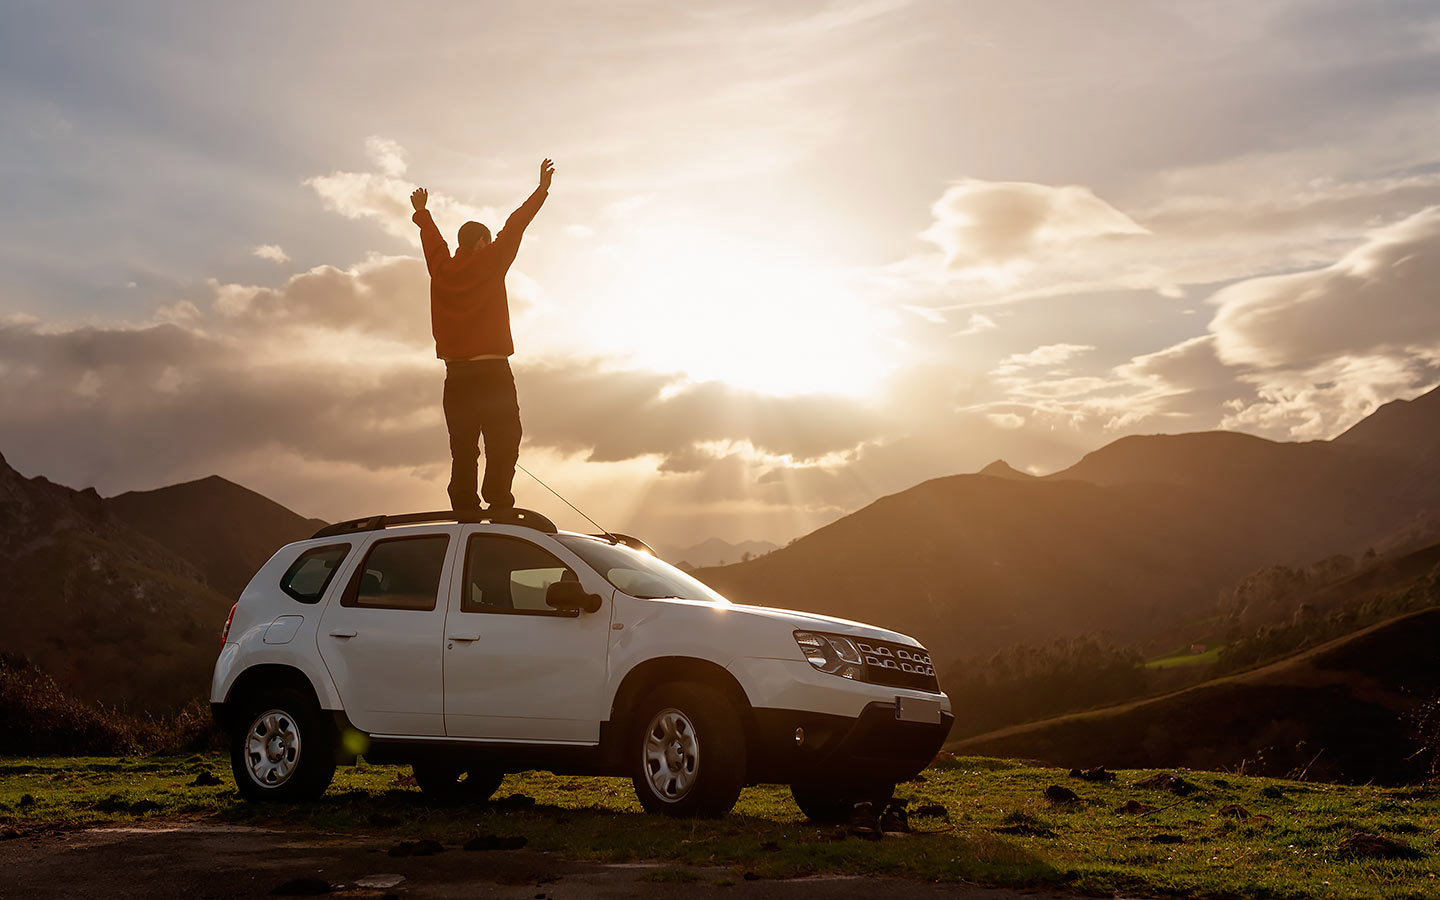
[546,580,602,614]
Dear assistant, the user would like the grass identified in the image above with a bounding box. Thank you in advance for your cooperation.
[1146,645,1224,669]
[3,754,1439,898]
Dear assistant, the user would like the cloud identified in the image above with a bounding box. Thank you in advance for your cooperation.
[1210,206,1440,370]
[365,136,408,177]
[252,244,290,264]
[955,313,997,336]
[995,343,1095,372]
[919,179,1148,274]
[305,138,498,244]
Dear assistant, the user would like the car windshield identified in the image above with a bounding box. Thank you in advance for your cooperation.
[555,535,731,604]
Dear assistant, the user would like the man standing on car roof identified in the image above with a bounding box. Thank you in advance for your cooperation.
[409,159,553,513]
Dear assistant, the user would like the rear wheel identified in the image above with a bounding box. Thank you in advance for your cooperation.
[629,682,746,817]
[791,781,896,823]
[412,760,504,802]
[229,687,336,802]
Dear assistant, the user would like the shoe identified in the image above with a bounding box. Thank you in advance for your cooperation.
[849,801,881,840]
[880,798,910,834]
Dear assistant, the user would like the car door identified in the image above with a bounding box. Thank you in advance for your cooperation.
[442,529,613,742]
[317,528,455,736]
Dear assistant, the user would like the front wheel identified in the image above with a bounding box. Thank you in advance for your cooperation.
[629,682,746,817]
[229,687,336,802]
[791,781,896,823]
[412,760,503,802]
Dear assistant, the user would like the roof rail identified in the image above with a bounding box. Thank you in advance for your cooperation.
[312,507,558,539]
[590,532,657,555]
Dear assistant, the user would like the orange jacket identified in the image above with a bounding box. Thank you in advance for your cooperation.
[412,186,547,359]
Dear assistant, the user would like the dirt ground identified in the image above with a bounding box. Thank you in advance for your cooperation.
[0,823,1114,899]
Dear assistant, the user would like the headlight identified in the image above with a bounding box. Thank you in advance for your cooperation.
[793,631,863,680]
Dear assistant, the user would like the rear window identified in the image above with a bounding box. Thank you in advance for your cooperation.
[279,544,351,603]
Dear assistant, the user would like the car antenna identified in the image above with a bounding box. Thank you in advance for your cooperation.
[515,462,621,544]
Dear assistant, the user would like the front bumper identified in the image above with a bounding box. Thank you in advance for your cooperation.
[747,701,953,784]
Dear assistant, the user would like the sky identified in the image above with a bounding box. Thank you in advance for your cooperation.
[2,0,1440,546]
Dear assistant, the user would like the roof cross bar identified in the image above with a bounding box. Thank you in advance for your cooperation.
[312,507,557,539]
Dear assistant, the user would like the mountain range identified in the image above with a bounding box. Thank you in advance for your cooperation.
[1,384,1437,722]
[696,385,1440,662]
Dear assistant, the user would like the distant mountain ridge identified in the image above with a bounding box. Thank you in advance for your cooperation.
[660,537,779,569]
[697,386,1440,664]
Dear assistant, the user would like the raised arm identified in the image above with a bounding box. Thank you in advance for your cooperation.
[493,159,553,266]
[410,187,451,275]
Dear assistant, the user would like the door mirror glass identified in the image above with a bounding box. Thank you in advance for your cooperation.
[546,580,602,613]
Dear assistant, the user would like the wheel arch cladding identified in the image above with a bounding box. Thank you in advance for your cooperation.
[221,665,323,729]
[611,656,757,748]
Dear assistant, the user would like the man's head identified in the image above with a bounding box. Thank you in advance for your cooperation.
[458,221,492,251]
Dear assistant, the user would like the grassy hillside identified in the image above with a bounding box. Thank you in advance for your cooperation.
[949,608,1440,784]
[4,755,1438,898]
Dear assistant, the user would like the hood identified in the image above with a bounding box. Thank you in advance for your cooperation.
[640,597,921,647]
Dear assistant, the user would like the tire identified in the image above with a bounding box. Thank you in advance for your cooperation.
[229,687,336,802]
[629,682,746,817]
[412,760,504,802]
[791,781,896,823]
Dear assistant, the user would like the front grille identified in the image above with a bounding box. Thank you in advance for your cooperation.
[855,638,940,693]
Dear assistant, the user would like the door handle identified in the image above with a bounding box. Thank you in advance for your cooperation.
[328,629,357,638]
[446,633,481,642]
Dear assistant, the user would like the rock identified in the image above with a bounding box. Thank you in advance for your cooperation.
[388,839,445,857]
[1337,832,1420,859]
[912,803,949,819]
[1044,785,1081,804]
[1133,773,1197,796]
[129,799,160,814]
[1218,804,1251,819]
[463,834,527,851]
[1069,766,1116,782]
[190,771,222,787]
[1115,800,1158,815]
[354,875,405,889]
[743,872,761,881]
[18,794,34,807]
[272,877,332,895]
[1260,785,1286,799]
[1150,833,1184,844]
[1243,815,1274,825]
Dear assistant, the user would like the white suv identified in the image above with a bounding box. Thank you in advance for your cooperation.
[211,509,952,818]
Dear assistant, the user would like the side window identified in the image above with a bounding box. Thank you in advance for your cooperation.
[464,535,576,614]
[279,544,351,603]
[343,535,450,611]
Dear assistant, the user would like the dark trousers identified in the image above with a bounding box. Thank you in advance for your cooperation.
[442,359,521,510]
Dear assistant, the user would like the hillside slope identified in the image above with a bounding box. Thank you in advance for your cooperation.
[948,608,1440,783]
[108,476,325,599]
[0,453,235,711]
[697,385,1440,662]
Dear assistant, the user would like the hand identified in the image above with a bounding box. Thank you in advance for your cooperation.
[410,187,428,212]
[539,159,554,191]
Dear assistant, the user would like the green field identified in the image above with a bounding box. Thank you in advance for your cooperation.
[1145,645,1224,669]
[2,754,1437,899]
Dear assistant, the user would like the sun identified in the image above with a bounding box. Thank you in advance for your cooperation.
[571,223,896,397]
